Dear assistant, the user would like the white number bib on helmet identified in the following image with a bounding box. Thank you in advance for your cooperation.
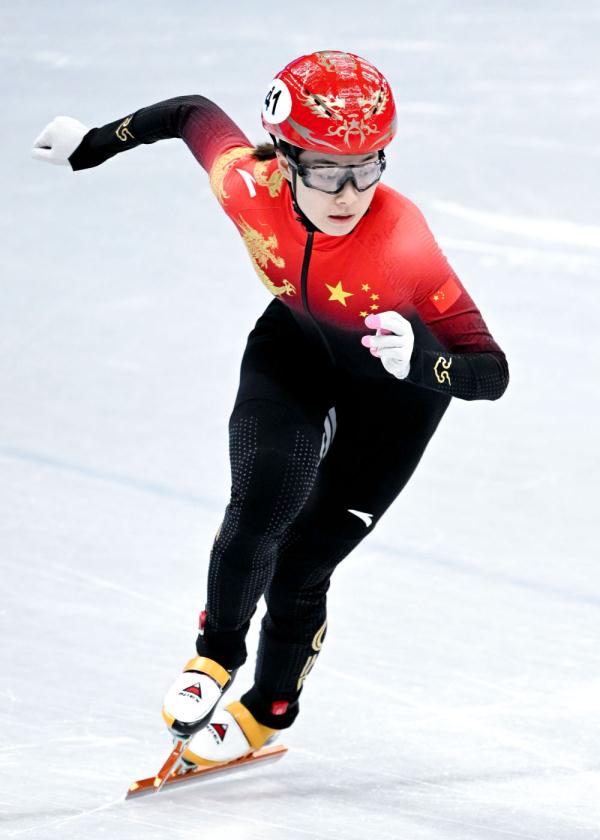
[261,79,292,124]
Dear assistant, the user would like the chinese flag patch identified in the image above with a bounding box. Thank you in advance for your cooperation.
[429,276,461,314]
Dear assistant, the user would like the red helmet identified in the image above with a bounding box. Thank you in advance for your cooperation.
[261,50,397,154]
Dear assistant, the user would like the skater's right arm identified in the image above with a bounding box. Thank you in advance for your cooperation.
[31,96,251,174]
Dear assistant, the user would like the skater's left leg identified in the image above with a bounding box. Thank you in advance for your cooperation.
[242,377,451,729]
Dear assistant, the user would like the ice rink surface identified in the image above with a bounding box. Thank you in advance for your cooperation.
[2,1,600,837]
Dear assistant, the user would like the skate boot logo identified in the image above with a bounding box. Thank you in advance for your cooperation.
[208,722,229,744]
[180,682,203,702]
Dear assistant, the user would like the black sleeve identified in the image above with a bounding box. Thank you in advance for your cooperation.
[69,95,251,173]
[405,346,509,401]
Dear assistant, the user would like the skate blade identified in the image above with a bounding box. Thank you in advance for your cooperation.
[126,744,288,799]
[152,738,186,793]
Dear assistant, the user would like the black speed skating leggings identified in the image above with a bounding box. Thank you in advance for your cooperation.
[196,301,450,729]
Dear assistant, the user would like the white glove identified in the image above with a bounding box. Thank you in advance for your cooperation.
[31,116,89,166]
[361,311,415,380]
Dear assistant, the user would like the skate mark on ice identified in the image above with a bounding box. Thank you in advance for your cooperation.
[51,562,183,616]
[366,808,547,840]
[0,734,136,756]
[319,665,543,741]
[450,672,537,703]
[294,745,598,790]
[369,538,600,609]
[1,558,182,618]
[319,664,426,709]
[373,766,598,829]
[319,666,594,782]
[474,134,600,158]
[321,665,537,721]
[282,753,592,838]
[433,717,588,776]
[438,236,600,273]
[431,200,600,249]
[0,688,17,703]
[404,708,592,784]
[6,797,124,837]
[0,446,219,510]
[9,795,365,840]
[136,796,380,840]
[171,766,562,840]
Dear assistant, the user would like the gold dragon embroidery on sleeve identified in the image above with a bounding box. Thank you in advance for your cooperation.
[209,146,254,204]
[237,216,296,297]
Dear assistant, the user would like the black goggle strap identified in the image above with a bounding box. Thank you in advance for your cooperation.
[271,137,320,232]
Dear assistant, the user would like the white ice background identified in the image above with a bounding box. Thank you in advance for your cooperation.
[1,1,600,838]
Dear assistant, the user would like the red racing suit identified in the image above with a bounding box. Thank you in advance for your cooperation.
[70,95,508,400]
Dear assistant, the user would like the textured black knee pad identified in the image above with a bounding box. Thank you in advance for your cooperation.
[227,407,322,534]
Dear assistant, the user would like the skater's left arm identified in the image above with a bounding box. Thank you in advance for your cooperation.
[363,303,509,401]
[411,265,509,401]
[363,208,509,402]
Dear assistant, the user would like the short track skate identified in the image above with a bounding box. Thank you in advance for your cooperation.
[126,739,287,798]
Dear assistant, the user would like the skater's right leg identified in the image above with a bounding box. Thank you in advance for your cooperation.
[196,396,324,669]
[163,301,332,736]
[164,399,323,735]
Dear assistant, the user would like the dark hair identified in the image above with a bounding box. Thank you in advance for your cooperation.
[251,140,298,161]
[251,142,277,160]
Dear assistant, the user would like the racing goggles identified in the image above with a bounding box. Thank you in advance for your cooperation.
[287,153,386,194]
